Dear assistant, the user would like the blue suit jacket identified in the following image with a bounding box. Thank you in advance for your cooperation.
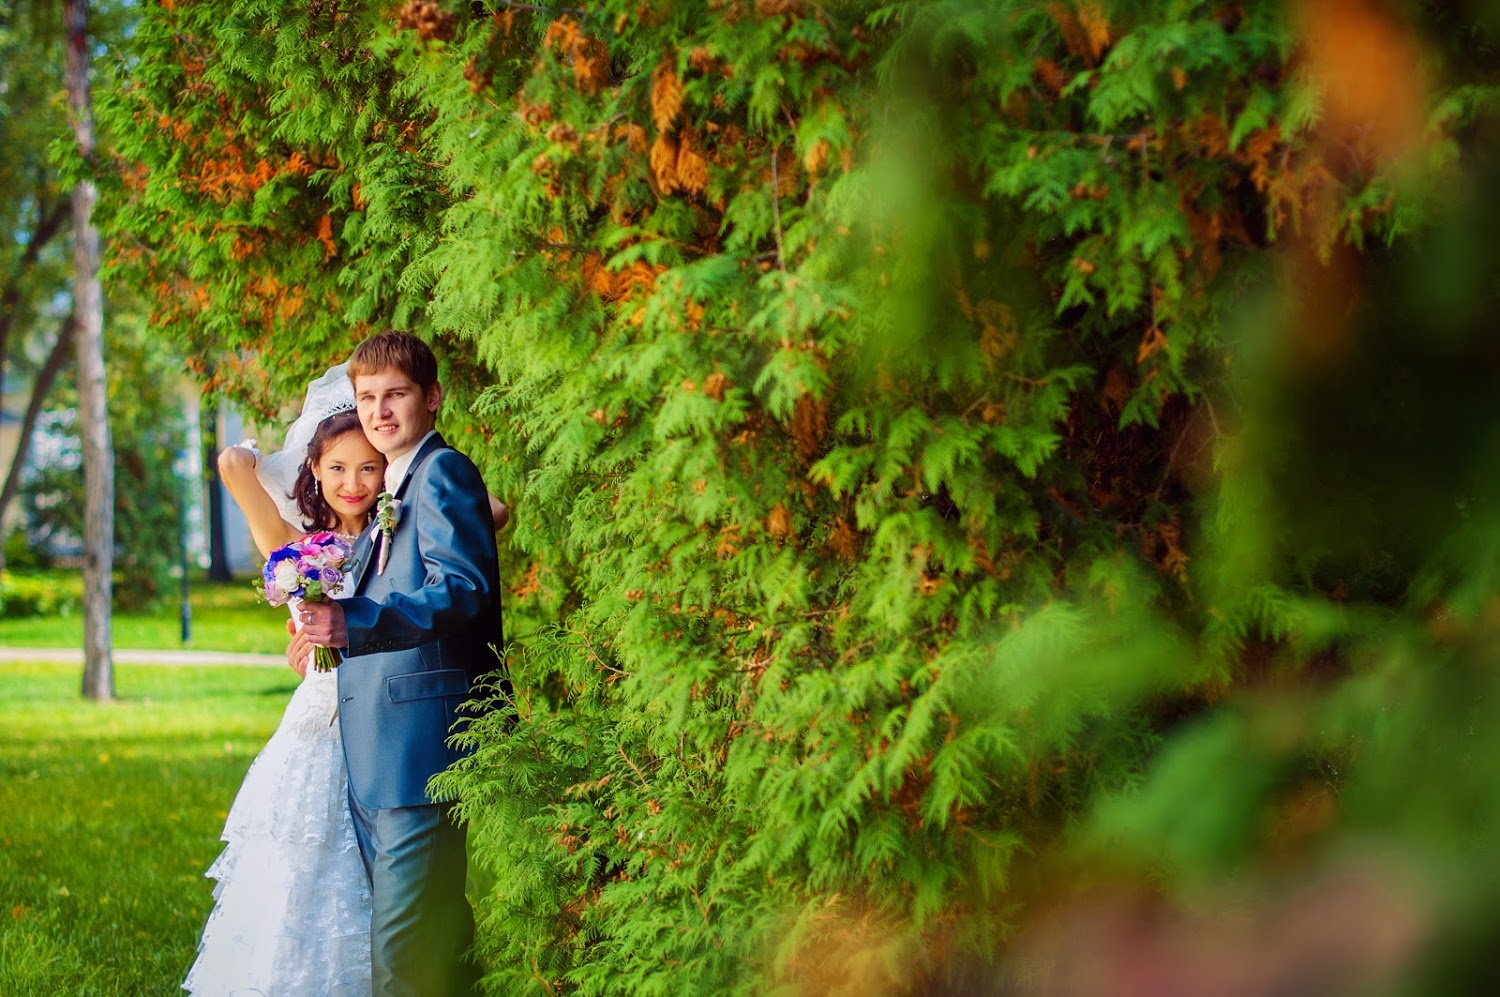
[335,433,503,810]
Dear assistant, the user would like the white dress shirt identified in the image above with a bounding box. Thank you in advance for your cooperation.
[383,429,438,495]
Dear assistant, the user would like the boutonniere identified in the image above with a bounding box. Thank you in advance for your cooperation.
[375,491,402,575]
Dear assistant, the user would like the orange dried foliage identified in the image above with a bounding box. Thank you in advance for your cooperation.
[276,284,306,321]
[803,139,830,176]
[517,92,555,128]
[546,122,580,148]
[155,114,195,144]
[688,46,718,74]
[651,62,684,133]
[767,503,793,540]
[583,255,666,302]
[572,39,610,94]
[316,215,337,259]
[464,58,493,93]
[791,392,829,461]
[1241,126,1281,194]
[543,16,580,50]
[650,132,680,193]
[976,300,1019,368]
[1077,1,1111,59]
[191,145,320,203]
[1034,57,1065,93]
[1295,0,1427,164]
[703,371,728,401]
[827,517,860,560]
[715,523,742,559]
[615,122,649,154]
[581,253,610,297]
[545,16,609,94]
[1049,2,1108,63]
[284,152,314,177]
[1143,519,1190,583]
[1267,155,1340,243]
[230,233,261,261]
[1137,325,1167,365]
[968,534,997,575]
[1183,113,1231,161]
[675,129,709,196]
[1182,196,1250,280]
[1101,364,1130,415]
[395,0,455,42]
[513,562,543,600]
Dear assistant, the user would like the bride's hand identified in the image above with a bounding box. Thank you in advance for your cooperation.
[285,620,312,678]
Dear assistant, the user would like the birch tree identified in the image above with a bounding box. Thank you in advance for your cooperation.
[64,0,112,700]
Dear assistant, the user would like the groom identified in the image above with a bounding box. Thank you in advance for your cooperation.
[296,329,501,996]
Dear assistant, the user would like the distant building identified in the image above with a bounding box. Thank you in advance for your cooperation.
[215,404,260,577]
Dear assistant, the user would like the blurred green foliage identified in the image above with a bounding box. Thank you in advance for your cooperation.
[98,0,1500,994]
[22,322,190,613]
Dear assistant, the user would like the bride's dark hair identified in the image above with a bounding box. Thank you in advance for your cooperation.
[292,409,378,531]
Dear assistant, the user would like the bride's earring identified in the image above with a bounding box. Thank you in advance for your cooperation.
[315,477,322,497]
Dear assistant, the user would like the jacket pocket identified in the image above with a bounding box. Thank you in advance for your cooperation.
[387,668,469,703]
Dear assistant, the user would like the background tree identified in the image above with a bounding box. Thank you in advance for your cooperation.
[64,0,113,699]
[22,319,189,613]
[0,1,195,622]
[0,2,78,584]
[103,1,1500,993]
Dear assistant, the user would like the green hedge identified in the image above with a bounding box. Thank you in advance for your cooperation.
[0,571,84,620]
[101,2,1500,994]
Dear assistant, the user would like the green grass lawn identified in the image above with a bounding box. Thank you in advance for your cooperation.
[0,663,294,995]
[0,577,289,654]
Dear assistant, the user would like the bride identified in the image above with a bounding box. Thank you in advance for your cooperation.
[183,365,505,996]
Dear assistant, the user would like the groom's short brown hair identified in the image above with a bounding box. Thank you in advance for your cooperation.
[349,329,439,392]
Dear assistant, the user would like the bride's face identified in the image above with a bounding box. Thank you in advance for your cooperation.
[315,431,385,520]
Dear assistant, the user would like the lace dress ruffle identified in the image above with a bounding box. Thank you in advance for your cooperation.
[184,602,371,997]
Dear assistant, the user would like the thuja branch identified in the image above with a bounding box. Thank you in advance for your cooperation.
[494,0,587,15]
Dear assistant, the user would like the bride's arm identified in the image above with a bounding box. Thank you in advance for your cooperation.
[488,494,509,532]
[217,445,303,558]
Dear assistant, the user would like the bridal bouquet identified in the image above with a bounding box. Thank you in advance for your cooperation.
[261,532,355,672]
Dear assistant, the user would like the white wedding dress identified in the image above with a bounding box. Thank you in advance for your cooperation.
[184,582,372,997]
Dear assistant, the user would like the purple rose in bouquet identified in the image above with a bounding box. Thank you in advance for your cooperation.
[261,531,356,672]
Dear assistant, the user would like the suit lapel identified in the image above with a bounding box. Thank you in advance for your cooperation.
[353,433,448,594]
[392,432,447,503]
[351,524,379,594]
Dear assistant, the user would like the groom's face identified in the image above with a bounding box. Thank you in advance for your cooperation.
[352,366,441,460]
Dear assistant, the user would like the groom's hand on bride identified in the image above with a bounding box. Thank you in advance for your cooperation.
[299,601,349,652]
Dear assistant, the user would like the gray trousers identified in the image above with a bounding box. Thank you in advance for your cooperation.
[348,791,480,997]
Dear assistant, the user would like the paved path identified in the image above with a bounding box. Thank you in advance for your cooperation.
[0,646,285,667]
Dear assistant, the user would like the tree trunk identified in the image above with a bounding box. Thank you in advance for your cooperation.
[204,402,231,582]
[0,313,76,587]
[0,199,69,379]
[65,0,113,701]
